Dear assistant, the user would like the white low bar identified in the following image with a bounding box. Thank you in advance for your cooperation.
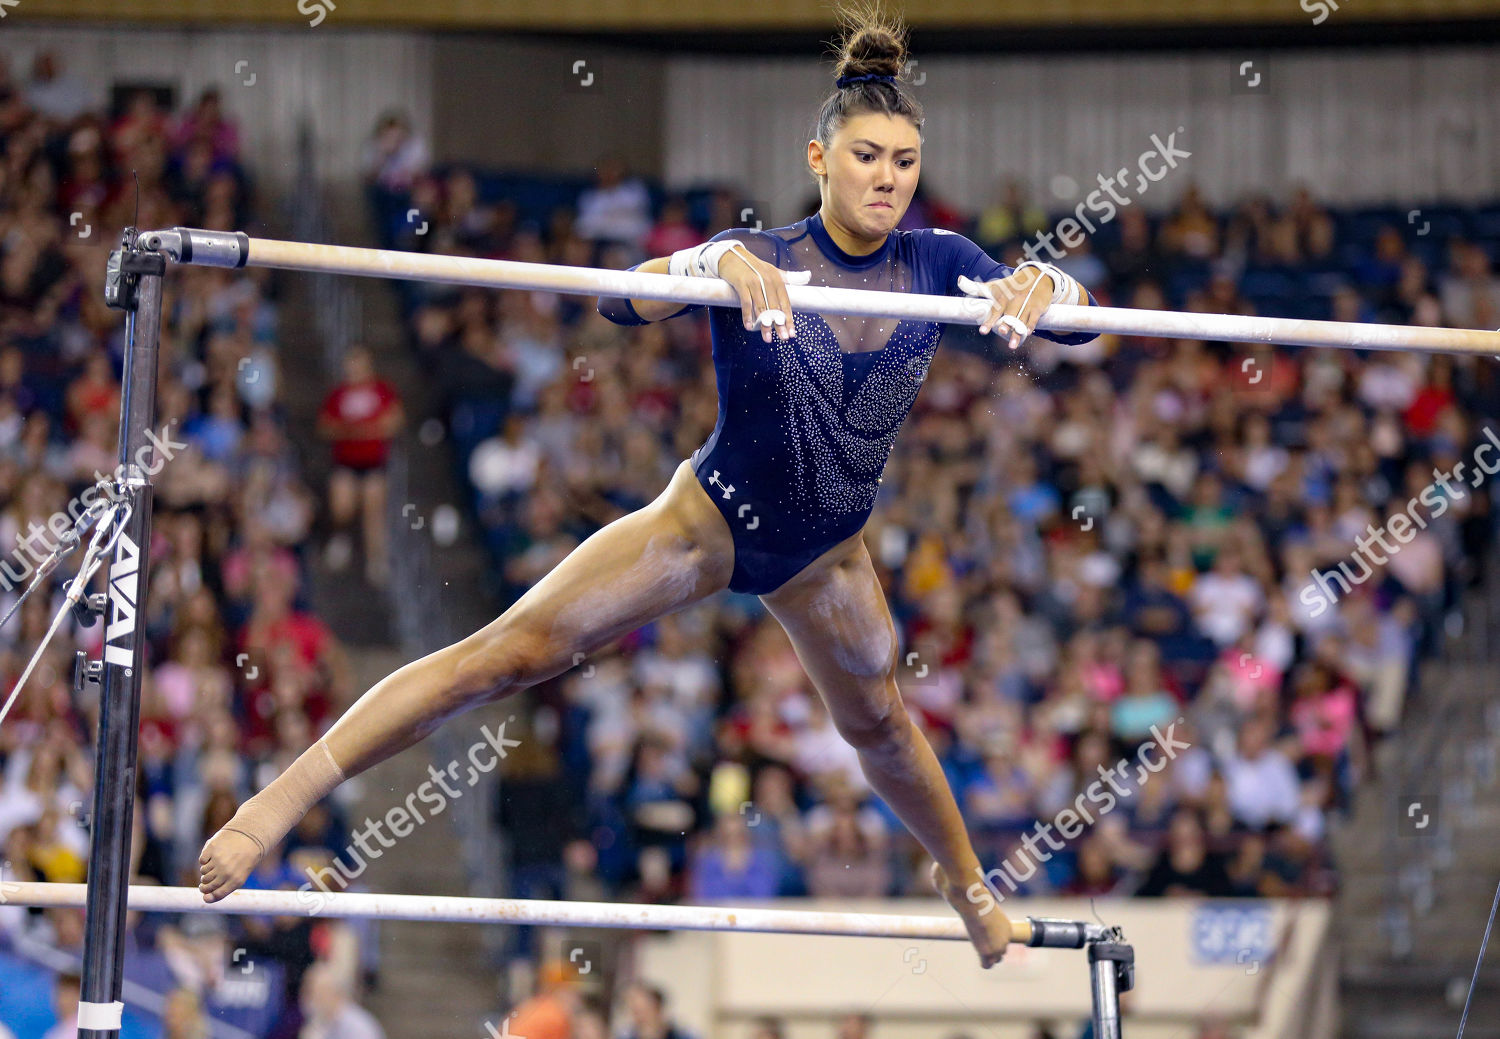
[139,228,1500,356]
[2,882,1027,942]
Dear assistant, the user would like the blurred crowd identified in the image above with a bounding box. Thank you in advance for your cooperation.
[0,52,381,1039]
[0,40,1493,1039]
[366,113,1500,942]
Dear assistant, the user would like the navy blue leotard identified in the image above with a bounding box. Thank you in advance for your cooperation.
[599,213,1098,595]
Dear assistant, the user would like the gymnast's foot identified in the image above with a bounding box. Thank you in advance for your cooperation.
[198,827,266,903]
[199,741,347,902]
[931,861,1012,968]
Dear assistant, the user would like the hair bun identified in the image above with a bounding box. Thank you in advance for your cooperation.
[832,4,908,81]
[813,3,924,145]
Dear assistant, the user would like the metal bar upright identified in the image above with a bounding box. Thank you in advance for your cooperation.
[80,228,166,1038]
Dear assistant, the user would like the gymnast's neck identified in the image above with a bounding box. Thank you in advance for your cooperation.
[816,207,887,258]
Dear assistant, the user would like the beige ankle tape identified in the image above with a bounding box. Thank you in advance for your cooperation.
[223,740,347,852]
[221,826,266,857]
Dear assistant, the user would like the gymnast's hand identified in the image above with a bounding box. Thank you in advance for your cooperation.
[718,246,813,344]
[958,267,1063,352]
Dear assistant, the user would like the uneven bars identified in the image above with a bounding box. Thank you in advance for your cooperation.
[136,227,1500,356]
[2,883,1115,948]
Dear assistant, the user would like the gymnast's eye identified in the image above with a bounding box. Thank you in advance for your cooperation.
[897,158,915,170]
[856,152,874,162]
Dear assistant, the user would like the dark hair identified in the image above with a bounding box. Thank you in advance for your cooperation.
[753,1017,786,1039]
[812,3,924,148]
[633,983,666,1010]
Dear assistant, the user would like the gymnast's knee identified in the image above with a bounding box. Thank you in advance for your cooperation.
[441,622,554,707]
[836,695,915,756]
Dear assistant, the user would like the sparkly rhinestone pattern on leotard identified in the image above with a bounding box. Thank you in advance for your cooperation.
[598,212,1097,594]
[770,312,941,518]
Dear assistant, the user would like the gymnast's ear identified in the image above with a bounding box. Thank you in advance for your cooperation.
[807,139,827,179]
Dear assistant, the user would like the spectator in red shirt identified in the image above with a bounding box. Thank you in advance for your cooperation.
[316,346,404,587]
[108,88,169,164]
[1401,354,1456,439]
[63,353,119,439]
[239,566,352,734]
[642,197,701,260]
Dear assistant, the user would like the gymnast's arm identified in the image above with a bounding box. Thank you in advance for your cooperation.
[597,234,799,342]
[605,256,686,323]
[930,228,1101,349]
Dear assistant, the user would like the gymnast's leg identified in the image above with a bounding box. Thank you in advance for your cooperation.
[198,460,736,901]
[759,533,1012,968]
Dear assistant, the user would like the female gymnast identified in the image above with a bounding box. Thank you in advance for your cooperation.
[198,6,1098,969]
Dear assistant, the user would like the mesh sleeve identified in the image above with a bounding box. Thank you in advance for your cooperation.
[706,228,783,265]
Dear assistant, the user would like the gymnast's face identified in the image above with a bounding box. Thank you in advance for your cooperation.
[809,111,921,244]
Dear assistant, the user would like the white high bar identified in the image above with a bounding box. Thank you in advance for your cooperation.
[136,227,1500,356]
[2,882,1077,945]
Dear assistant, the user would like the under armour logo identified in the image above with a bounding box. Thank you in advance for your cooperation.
[707,471,735,499]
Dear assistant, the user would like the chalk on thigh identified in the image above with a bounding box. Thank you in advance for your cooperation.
[492,505,730,686]
[762,540,901,735]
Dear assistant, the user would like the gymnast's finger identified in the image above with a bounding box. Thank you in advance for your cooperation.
[1005,307,1040,351]
[1000,273,1052,350]
[727,253,778,342]
[752,268,778,344]
[722,254,759,333]
[751,284,774,342]
[992,310,1031,351]
[769,270,795,339]
[1018,274,1055,331]
[978,301,1003,337]
[748,256,796,343]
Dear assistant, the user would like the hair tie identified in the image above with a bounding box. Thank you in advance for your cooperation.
[836,73,896,89]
